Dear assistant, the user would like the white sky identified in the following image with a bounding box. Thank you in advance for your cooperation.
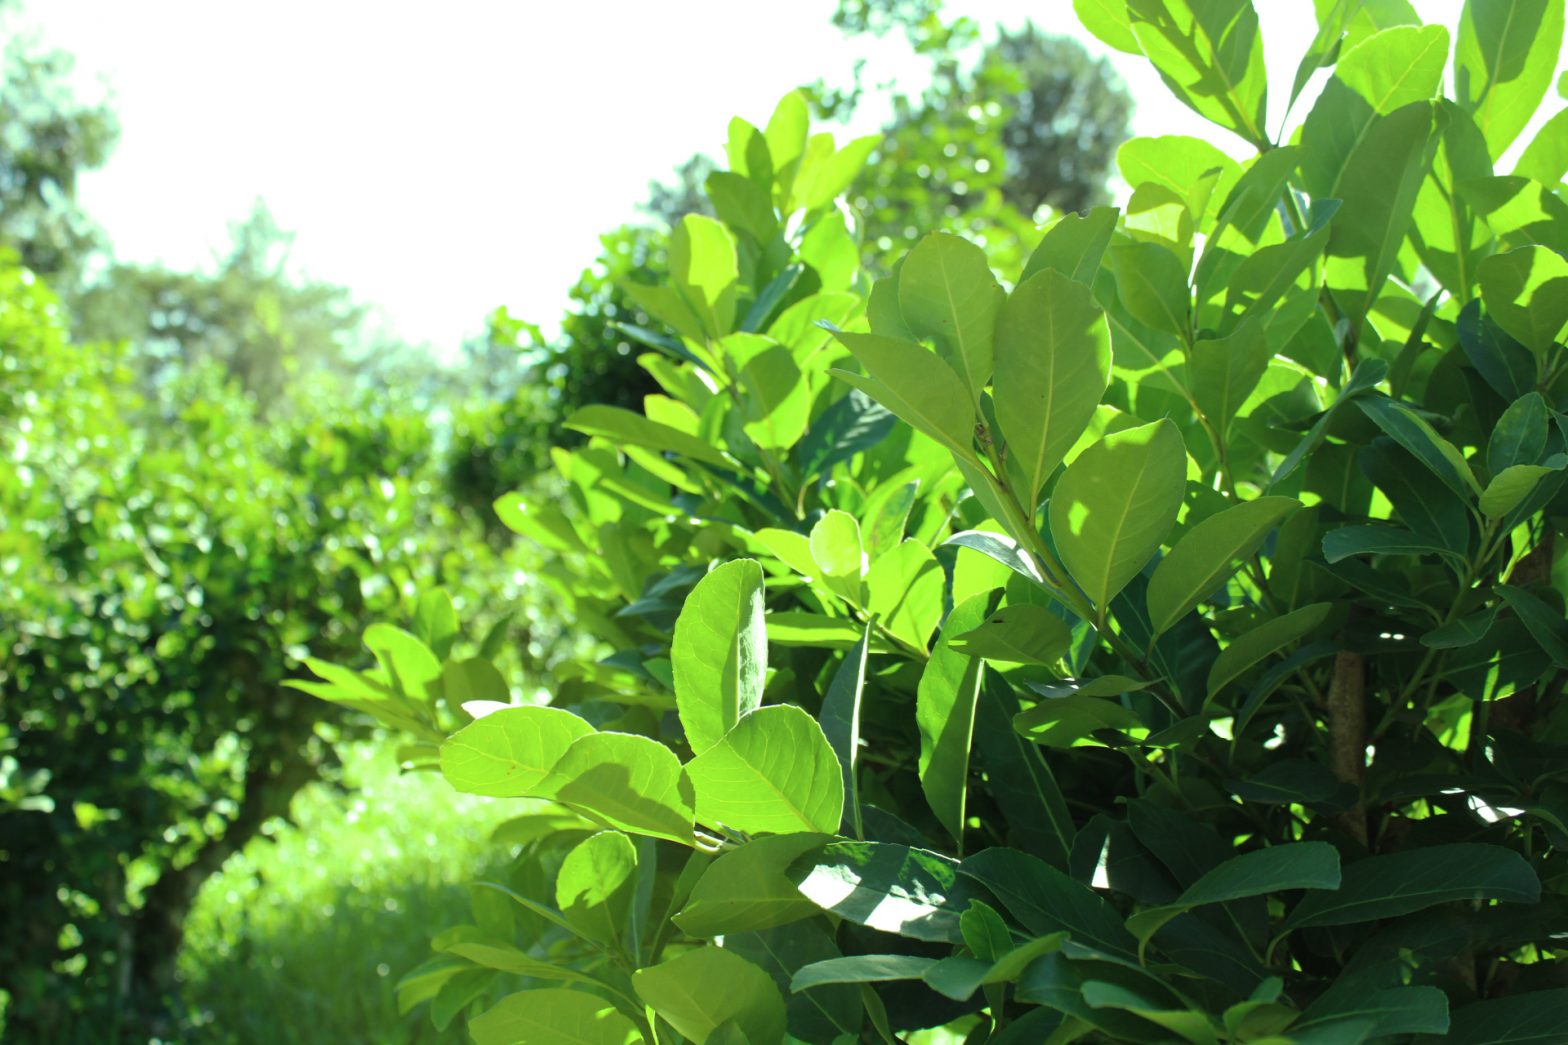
[9,0,1533,357]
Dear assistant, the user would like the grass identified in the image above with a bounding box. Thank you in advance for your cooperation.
[175,742,515,1044]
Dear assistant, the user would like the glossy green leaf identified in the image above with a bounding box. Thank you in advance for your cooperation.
[810,509,864,604]
[1496,584,1568,666]
[1446,989,1568,1044]
[960,847,1139,959]
[1514,108,1568,184]
[789,841,975,943]
[1118,136,1239,228]
[1189,322,1271,445]
[669,214,739,338]
[994,269,1112,505]
[831,332,978,458]
[1488,392,1549,474]
[1012,694,1144,747]
[1147,497,1298,635]
[687,704,844,835]
[1049,419,1188,614]
[819,623,870,837]
[1455,0,1566,155]
[1478,245,1568,355]
[924,934,1069,1002]
[1355,395,1481,499]
[470,989,642,1045]
[1075,0,1143,52]
[1481,463,1562,517]
[555,831,638,948]
[1206,603,1332,697]
[1127,0,1270,147]
[1283,843,1540,929]
[1127,843,1340,946]
[633,946,785,1045]
[897,232,1004,407]
[440,706,595,798]
[916,594,989,845]
[566,405,733,468]
[790,954,938,991]
[674,833,833,937]
[672,559,767,754]
[1020,205,1121,285]
[1110,241,1191,338]
[950,604,1073,666]
[1322,524,1466,564]
[542,733,696,846]
[863,538,944,652]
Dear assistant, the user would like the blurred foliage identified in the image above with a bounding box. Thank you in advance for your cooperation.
[0,10,117,296]
[0,249,536,1038]
[175,744,516,1044]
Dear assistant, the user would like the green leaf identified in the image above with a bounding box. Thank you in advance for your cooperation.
[675,833,834,937]
[863,538,944,652]
[1049,419,1188,614]
[1455,0,1566,156]
[1020,205,1120,285]
[1459,299,1537,399]
[1013,695,1144,747]
[1355,395,1481,499]
[897,232,1004,407]
[789,841,975,943]
[1075,0,1143,53]
[1206,603,1332,697]
[1270,358,1387,487]
[1080,980,1221,1043]
[1283,842,1540,930]
[1289,0,1356,107]
[810,510,864,604]
[923,934,1069,1001]
[364,623,442,699]
[1446,989,1568,1044]
[566,405,733,468]
[950,604,1073,666]
[819,624,870,837]
[831,332,978,459]
[1188,322,1271,441]
[687,705,844,835]
[670,214,739,337]
[790,955,938,991]
[672,560,767,755]
[1321,100,1441,338]
[470,989,643,1045]
[975,671,1076,867]
[633,946,785,1045]
[1496,585,1568,667]
[994,269,1112,506]
[1322,524,1466,564]
[1478,246,1568,355]
[556,830,638,948]
[440,706,595,797]
[1126,843,1340,947]
[412,590,459,660]
[1147,497,1298,635]
[1296,981,1449,1039]
[916,593,990,845]
[959,847,1139,960]
[1127,0,1270,148]
[1118,136,1239,228]
[1514,107,1568,184]
[1110,241,1191,338]
[1421,606,1499,648]
[1488,392,1549,474]
[1481,463,1563,517]
[542,733,696,846]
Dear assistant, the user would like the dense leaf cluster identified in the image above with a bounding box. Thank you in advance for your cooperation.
[308,0,1568,1041]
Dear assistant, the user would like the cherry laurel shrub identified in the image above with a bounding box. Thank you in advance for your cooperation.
[298,2,1568,1041]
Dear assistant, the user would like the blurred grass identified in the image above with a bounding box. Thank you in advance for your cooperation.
[176,742,514,1043]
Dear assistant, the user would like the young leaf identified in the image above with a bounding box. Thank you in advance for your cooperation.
[1477,245,1568,356]
[542,733,697,846]
[1146,497,1299,635]
[686,704,844,836]
[1048,419,1188,615]
[555,830,638,948]
[440,705,595,797]
[672,559,767,754]
[1480,463,1563,518]
[916,593,990,846]
[993,268,1113,506]
[950,604,1073,666]
[810,510,865,604]
[1455,0,1566,156]
[897,232,1005,407]
[830,332,978,459]
[633,946,786,1045]
[469,989,643,1045]
[674,832,834,937]
[863,539,944,652]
